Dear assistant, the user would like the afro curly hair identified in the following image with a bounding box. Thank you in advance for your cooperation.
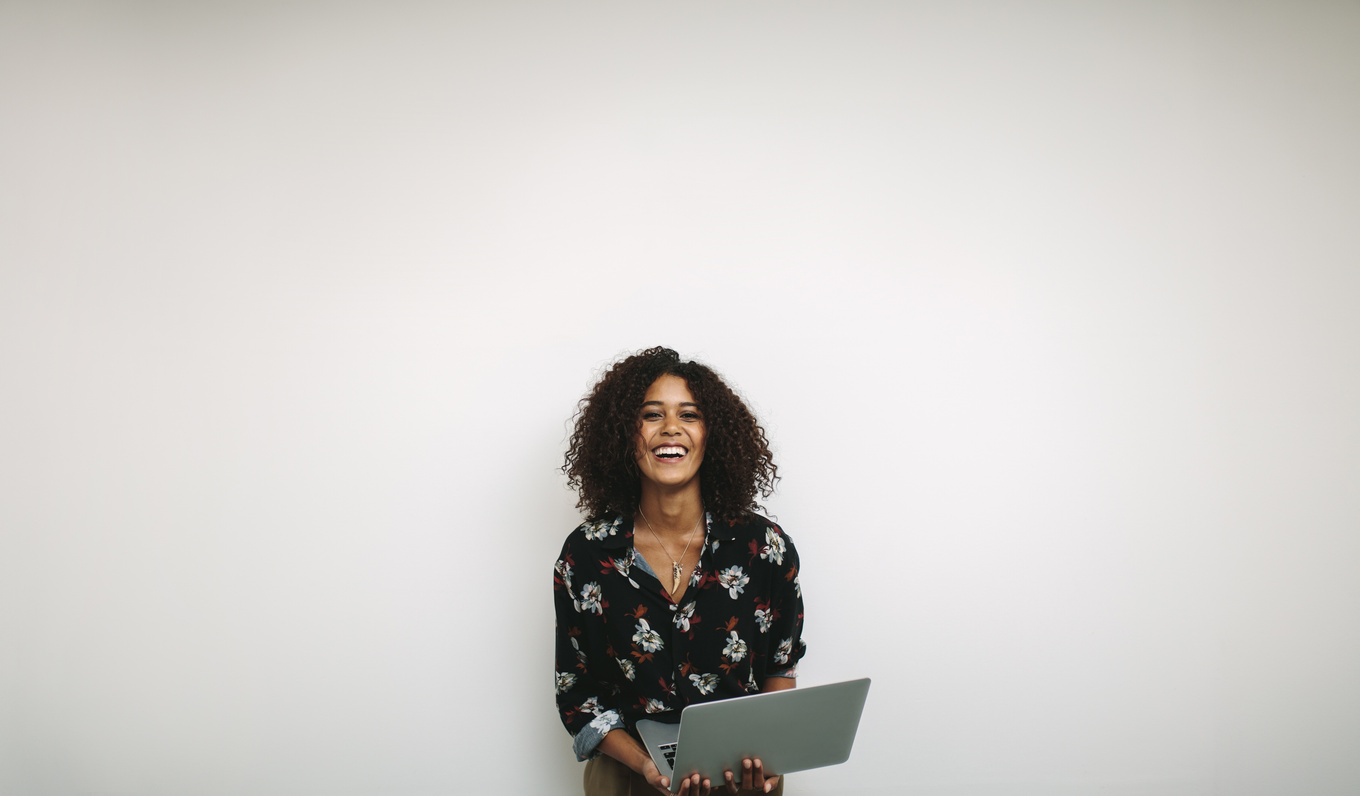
[563,347,778,523]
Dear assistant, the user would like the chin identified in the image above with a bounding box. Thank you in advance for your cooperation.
[644,471,698,488]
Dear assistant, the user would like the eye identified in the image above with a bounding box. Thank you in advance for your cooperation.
[682,412,701,420]
[641,410,662,420]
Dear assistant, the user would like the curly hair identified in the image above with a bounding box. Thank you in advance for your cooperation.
[563,347,778,523]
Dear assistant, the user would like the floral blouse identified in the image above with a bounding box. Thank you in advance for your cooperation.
[553,512,807,760]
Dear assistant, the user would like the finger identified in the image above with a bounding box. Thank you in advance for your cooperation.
[643,760,668,791]
[701,777,712,796]
[724,769,738,794]
[765,775,780,793]
[685,773,702,796]
[741,758,754,792]
[752,758,765,789]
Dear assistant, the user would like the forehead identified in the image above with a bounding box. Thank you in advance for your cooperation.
[641,374,696,405]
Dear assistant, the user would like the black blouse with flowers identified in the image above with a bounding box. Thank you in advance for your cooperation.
[553,512,807,759]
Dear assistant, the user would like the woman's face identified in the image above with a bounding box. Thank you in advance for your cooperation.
[634,374,706,491]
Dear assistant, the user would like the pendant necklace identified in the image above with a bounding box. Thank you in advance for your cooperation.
[637,507,704,594]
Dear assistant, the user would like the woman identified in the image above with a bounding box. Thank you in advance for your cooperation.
[555,347,806,796]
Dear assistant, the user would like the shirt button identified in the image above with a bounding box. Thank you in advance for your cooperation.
[669,604,677,611]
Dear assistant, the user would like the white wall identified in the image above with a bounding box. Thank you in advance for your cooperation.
[2,2,1358,794]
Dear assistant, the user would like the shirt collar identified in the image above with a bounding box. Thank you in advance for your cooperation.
[600,511,744,550]
[600,518,632,551]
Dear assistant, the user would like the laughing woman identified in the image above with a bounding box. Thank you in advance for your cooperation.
[554,347,806,796]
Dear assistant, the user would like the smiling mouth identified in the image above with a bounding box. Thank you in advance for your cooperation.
[652,445,688,460]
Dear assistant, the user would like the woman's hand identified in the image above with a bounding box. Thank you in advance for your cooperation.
[641,758,714,796]
[636,756,674,789]
[723,757,779,794]
[649,756,774,795]
[600,729,712,796]
[637,755,672,794]
[669,768,714,796]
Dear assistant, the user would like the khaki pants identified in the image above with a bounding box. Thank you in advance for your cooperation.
[583,754,785,796]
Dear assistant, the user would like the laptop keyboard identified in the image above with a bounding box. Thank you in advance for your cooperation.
[659,742,677,767]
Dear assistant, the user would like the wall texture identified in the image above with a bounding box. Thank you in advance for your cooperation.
[2,2,1358,794]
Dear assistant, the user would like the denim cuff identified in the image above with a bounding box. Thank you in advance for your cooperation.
[572,709,625,761]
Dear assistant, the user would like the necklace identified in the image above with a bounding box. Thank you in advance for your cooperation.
[637,507,704,594]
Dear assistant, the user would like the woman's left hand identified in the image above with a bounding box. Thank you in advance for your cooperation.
[723,757,779,794]
[672,771,714,796]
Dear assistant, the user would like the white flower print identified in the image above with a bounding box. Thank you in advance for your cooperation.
[754,606,772,633]
[579,582,604,615]
[673,602,697,632]
[612,553,641,589]
[589,710,621,733]
[557,558,582,611]
[583,517,621,541]
[716,565,749,599]
[554,512,807,748]
[760,527,786,565]
[632,618,663,653]
[794,573,801,599]
[689,565,704,587]
[554,559,573,592]
[722,630,748,663]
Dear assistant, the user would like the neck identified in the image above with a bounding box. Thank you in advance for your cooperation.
[637,481,703,539]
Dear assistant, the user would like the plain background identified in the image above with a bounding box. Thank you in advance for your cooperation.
[2,2,1358,794]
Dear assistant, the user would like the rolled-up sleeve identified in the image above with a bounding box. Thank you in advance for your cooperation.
[553,536,625,760]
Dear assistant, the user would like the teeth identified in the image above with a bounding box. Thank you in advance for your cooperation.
[654,446,686,457]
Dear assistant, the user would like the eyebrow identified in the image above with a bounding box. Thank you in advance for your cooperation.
[640,401,699,407]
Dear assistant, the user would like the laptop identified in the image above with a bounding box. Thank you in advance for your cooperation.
[634,678,871,793]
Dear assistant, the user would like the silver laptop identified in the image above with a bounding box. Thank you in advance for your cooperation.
[634,678,871,793]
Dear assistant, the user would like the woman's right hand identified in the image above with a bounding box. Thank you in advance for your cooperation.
[661,764,714,796]
[601,729,712,796]
[644,758,716,796]
[722,757,779,794]
[637,755,672,794]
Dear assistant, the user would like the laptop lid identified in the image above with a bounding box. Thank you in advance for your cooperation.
[639,677,871,793]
